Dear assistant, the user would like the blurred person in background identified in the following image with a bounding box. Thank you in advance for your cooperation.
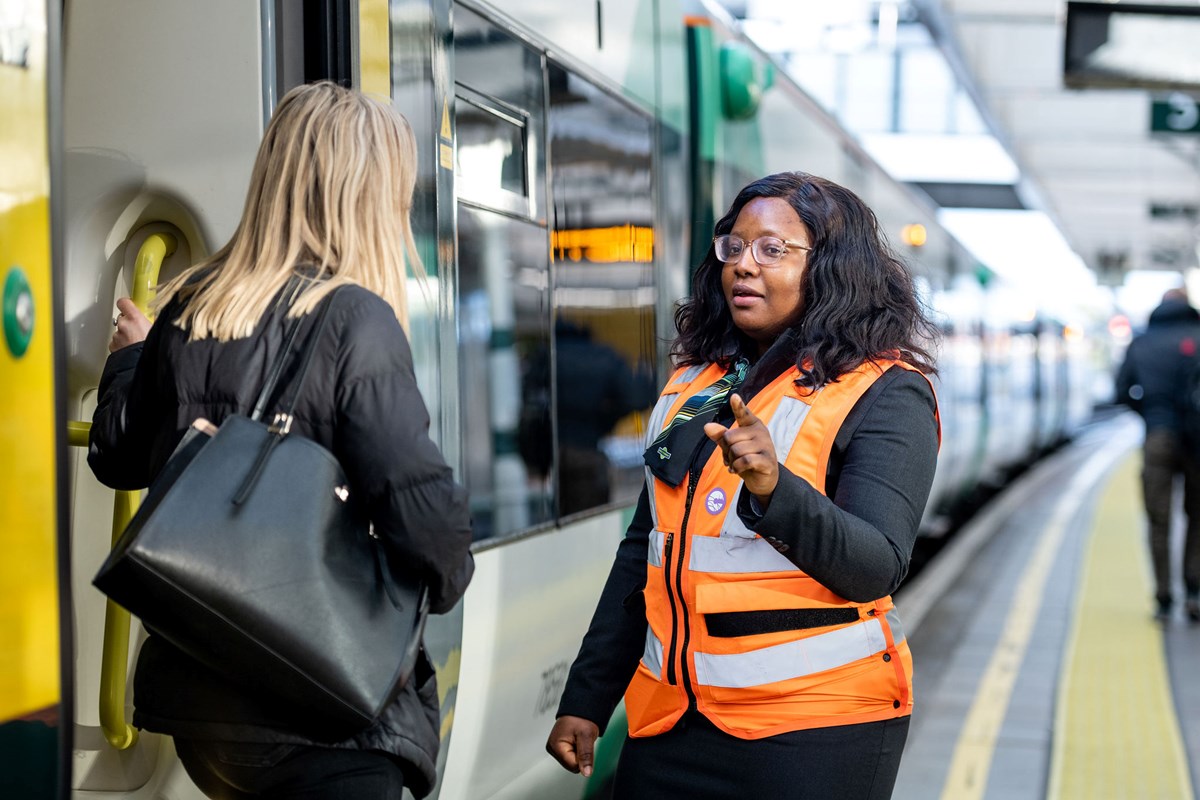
[1116,286,1200,623]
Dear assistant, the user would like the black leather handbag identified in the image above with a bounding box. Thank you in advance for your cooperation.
[94,289,428,732]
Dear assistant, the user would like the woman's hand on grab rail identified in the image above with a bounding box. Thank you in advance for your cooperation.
[704,392,779,510]
[110,297,151,353]
[546,715,600,778]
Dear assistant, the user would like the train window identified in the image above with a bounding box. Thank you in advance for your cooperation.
[270,0,355,99]
[455,87,530,215]
[547,63,657,518]
[457,204,554,541]
[453,5,545,222]
[452,16,656,535]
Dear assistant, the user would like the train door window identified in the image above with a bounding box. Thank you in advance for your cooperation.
[454,5,546,221]
[453,5,552,541]
[547,63,657,518]
[457,206,552,541]
[269,0,355,99]
[456,87,530,216]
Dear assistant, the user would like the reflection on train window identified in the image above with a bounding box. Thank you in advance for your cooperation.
[455,89,528,212]
[457,205,552,540]
[547,63,657,518]
[454,37,658,537]
[453,4,546,221]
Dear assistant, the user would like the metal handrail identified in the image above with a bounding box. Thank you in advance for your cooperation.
[71,232,175,750]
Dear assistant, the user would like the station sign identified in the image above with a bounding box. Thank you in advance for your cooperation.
[1150,93,1200,134]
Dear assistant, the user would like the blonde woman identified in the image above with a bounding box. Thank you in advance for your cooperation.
[89,82,473,799]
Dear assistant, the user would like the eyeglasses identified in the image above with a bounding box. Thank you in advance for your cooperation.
[713,234,811,266]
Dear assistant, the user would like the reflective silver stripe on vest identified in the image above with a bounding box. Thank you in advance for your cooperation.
[691,612,905,689]
[648,529,665,568]
[721,485,755,539]
[690,529,798,573]
[678,396,812,572]
[886,607,905,645]
[673,364,706,386]
[641,625,664,679]
[644,393,676,529]
[767,395,813,467]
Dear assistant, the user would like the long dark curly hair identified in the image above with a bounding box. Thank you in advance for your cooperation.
[672,172,938,387]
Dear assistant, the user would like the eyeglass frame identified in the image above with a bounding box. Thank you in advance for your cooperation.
[712,234,812,266]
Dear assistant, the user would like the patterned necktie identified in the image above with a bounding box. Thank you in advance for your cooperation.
[646,358,749,470]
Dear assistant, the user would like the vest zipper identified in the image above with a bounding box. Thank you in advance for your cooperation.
[662,470,700,690]
[663,531,678,685]
[676,470,700,708]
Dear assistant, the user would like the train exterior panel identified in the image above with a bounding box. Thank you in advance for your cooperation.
[0,1,67,796]
[0,1,1105,798]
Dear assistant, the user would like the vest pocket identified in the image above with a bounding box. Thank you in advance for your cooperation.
[647,528,673,568]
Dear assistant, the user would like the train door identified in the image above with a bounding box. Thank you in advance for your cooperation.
[59,2,268,796]
[56,1,392,796]
[0,1,69,797]
[441,5,659,797]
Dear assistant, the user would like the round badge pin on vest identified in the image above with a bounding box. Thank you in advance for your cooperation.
[705,488,726,514]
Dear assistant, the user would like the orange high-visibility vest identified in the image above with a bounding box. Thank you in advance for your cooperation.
[625,359,938,740]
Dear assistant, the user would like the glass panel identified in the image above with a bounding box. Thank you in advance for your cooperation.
[389,0,448,451]
[456,97,526,197]
[453,4,546,221]
[457,204,553,540]
[898,48,954,134]
[840,50,894,132]
[455,91,528,212]
[548,63,658,516]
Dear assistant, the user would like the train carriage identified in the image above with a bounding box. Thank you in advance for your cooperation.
[0,1,1099,798]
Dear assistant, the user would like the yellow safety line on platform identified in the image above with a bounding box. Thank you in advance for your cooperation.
[940,434,1131,800]
[1047,454,1193,799]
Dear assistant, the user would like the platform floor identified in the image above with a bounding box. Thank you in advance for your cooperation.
[893,412,1200,800]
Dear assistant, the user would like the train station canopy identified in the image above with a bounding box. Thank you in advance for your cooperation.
[721,0,1200,321]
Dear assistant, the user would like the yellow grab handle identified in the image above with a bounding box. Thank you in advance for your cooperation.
[66,231,176,750]
[131,233,176,316]
[67,431,142,749]
[67,419,90,448]
[97,487,141,750]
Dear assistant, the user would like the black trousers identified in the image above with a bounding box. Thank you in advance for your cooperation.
[612,712,910,800]
[1141,428,1200,605]
[175,739,406,800]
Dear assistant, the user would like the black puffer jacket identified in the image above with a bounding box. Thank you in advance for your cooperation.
[1116,297,1200,432]
[88,282,473,797]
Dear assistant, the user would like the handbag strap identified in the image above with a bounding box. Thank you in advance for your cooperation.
[248,282,342,426]
[271,284,342,428]
[250,312,305,423]
[232,284,342,507]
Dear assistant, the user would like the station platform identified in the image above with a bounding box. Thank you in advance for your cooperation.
[893,412,1200,800]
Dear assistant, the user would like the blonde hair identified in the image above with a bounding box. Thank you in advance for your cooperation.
[155,81,424,340]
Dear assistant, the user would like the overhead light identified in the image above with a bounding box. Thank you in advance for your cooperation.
[901,223,928,247]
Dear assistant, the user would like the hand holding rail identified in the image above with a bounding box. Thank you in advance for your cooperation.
[71,232,175,750]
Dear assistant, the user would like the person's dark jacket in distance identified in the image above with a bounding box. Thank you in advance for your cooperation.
[554,321,656,449]
[87,284,473,797]
[1116,296,1200,432]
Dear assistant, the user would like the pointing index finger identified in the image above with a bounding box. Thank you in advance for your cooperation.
[730,393,760,428]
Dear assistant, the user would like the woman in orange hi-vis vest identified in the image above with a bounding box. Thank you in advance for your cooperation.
[546,172,941,799]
